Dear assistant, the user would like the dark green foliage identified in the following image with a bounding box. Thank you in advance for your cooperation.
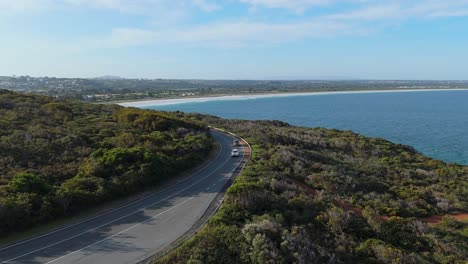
[157,117,467,264]
[0,90,212,235]
[8,173,51,194]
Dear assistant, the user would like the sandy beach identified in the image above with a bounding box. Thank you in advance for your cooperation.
[118,88,468,108]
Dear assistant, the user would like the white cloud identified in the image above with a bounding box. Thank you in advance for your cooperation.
[4,0,468,20]
[239,0,468,19]
[193,0,221,12]
[84,19,359,49]
[0,0,53,13]
[326,4,403,20]
[106,28,160,47]
[72,0,468,49]
[0,0,220,14]
[63,0,158,13]
[64,0,221,13]
[430,9,468,17]
[4,0,468,50]
[320,0,468,22]
[172,21,345,45]
[239,0,334,12]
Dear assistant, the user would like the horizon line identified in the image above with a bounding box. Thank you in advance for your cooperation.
[2,75,468,82]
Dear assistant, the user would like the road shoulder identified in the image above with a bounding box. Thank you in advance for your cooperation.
[141,130,251,264]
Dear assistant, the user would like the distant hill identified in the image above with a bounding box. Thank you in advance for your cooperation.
[93,75,125,80]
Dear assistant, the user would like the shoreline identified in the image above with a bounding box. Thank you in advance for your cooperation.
[117,88,468,107]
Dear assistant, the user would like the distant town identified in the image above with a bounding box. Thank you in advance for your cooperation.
[1,75,467,102]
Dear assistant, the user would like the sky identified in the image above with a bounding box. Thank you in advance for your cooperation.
[1,0,468,80]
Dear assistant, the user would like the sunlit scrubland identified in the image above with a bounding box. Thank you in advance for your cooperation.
[158,116,468,264]
[0,90,213,235]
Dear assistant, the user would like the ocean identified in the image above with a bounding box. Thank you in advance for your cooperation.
[140,90,468,165]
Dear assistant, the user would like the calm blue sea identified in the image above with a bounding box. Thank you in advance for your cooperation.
[144,90,468,165]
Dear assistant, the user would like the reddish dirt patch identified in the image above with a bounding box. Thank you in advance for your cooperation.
[288,179,376,219]
[453,214,468,222]
[291,178,465,225]
[290,179,318,196]
[421,214,468,225]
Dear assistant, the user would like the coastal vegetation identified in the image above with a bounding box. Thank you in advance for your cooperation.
[157,116,468,264]
[1,90,466,263]
[0,90,213,235]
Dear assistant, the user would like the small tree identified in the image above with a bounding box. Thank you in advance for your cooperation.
[8,173,51,194]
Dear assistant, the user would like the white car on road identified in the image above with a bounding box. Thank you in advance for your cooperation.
[231,149,239,157]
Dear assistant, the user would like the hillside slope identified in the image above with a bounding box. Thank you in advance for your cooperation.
[158,117,468,264]
[0,90,213,235]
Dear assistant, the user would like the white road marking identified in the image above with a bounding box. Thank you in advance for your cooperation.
[2,139,235,263]
[44,197,195,264]
[0,132,225,253]
[2,132,248,264]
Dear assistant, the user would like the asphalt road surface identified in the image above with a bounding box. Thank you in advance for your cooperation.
[0,130,246,264]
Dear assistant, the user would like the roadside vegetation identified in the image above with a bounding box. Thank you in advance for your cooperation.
[157,117,468,264]
[0,90,213,236]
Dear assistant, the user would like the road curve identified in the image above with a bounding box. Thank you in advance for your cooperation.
[0,129,248,264]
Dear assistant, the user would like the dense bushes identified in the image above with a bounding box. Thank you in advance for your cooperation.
[157,117,467,264]
[199,116,468,217]
[0,90,213,235]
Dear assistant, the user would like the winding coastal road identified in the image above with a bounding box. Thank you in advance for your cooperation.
[0,129,248,264]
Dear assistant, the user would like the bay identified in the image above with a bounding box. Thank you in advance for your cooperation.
[142,90,468,165]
